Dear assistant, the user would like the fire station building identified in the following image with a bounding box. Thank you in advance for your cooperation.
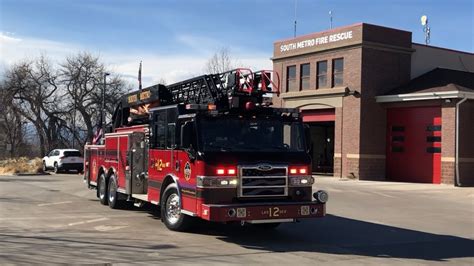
[272,23,474,186]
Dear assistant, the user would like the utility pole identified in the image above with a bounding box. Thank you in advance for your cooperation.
[294,0,297,37]
[329,11,333,29]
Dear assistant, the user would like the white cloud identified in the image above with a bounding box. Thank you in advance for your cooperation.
[0,32,272,88]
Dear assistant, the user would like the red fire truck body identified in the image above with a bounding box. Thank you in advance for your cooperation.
[84,69,328,231]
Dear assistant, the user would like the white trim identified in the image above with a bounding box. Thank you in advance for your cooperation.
[443,157,474,163]
[104,132,134,137]
[441,157,455,162]
[132,194,148,201]
[281,87,348,100]
[346,154,386,159]
[90,181,97,186]
[181,210,197,217]
[376,91,474,103]
[85,145,103,149]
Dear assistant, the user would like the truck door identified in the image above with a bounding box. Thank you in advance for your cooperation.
[127,132,147,194]
[174,119,198,214]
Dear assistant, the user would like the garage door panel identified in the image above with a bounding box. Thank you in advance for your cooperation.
[386,107,441,184]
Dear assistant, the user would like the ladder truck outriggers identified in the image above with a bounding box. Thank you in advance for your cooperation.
[83,68,328,231]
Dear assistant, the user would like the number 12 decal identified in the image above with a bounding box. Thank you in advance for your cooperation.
[268,207,280,217]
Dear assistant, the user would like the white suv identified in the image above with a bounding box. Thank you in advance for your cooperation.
[42,149,84,173]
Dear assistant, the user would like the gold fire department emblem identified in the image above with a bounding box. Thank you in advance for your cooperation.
[184,162,191,181]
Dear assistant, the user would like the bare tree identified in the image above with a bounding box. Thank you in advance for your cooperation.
[205,47,235,74]
[1,52,130,156]
[0,84,25,157]
[4,57,65,156]
[60,52,128,147]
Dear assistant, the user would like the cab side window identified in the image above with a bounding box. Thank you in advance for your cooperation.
[54,150,60,156]
[166,124,176,149]
[155,112,167,149]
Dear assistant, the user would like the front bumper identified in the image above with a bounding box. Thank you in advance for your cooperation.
[200,201,325,222]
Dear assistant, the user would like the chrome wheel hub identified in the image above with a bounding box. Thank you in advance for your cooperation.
[166,193,181,224]
[109,182,115,202]
[99,177,106,200]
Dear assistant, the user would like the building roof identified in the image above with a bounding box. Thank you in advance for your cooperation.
[384,68,474,95]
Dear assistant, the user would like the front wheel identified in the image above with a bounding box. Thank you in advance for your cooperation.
[98,174,108,205]
[42,162,47,172]
[161,183,193,231]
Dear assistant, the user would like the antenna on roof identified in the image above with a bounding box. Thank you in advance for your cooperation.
[294,0,297,37]
[329,11,333,29]
[421,15,431,45]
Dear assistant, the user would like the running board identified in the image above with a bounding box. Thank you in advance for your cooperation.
[132,194,148,201]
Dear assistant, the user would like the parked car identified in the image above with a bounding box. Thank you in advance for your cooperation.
[42,149,84,173]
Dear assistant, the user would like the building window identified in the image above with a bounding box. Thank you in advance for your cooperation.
[332,58,344,87]
[316,61,328,89]
[300,63,310,90]
[286,65,297,92]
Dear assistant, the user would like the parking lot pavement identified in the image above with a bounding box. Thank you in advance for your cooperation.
[0,174,473,265]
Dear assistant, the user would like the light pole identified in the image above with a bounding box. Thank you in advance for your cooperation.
[102,72,110,144]
[72,86,77,149]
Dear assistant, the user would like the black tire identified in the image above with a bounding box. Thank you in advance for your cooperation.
[42,161,47,172]
[53,162,59,174]
[98,174,108,205]
[252,223,281,230]
[161,183,193,231]
[107,175,123,209]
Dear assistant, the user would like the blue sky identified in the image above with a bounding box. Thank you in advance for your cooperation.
[1,0,473,85]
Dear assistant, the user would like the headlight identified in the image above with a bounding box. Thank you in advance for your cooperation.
[289,176,314,186]
[197,176,238,188]
[313,190,328,203]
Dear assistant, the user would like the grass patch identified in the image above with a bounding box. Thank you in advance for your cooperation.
[0,157,43,175]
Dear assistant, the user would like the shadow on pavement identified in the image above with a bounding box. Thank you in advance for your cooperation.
[189,214,474,262]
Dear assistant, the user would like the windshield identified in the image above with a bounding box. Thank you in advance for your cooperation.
[198,117,305,152]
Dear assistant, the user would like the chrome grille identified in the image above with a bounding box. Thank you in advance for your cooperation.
[239,165,287,198]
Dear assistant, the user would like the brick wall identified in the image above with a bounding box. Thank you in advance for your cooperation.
[356,44,412,181]
[441,162,455,185]
[441,103,456,184]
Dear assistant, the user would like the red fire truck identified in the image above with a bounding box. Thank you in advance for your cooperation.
[84,68,328,231]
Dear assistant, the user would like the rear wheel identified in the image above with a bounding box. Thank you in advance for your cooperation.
[53,163,59,174]
[98,174,108,205]
[108,176,123,209]
[161,183,193,231]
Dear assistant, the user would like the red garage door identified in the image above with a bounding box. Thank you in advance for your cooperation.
[302,109,335,122]
[386,107,441,184]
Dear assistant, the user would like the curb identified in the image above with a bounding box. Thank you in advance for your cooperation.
[15,172,51,176]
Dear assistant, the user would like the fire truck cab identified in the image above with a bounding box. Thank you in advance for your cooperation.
[84,69,328,231]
